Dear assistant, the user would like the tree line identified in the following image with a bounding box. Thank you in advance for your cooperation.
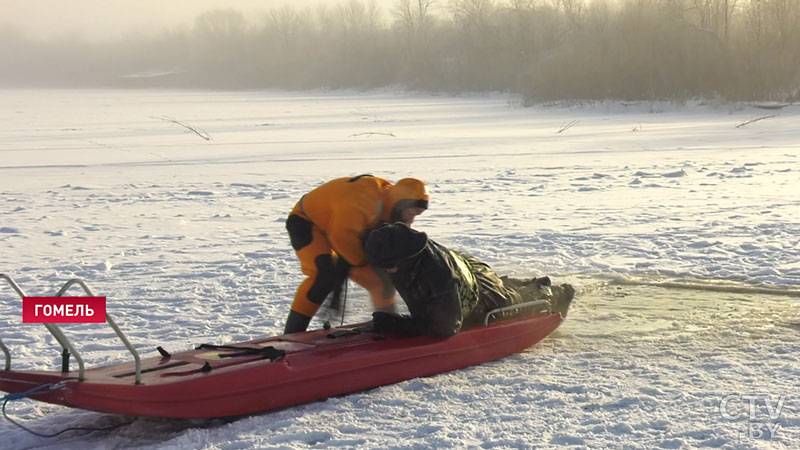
[1,0,799,102]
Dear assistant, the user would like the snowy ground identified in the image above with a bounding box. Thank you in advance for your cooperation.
[1,89,798,449]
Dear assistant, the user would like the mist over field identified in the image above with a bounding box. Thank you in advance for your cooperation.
[2,0,800,102]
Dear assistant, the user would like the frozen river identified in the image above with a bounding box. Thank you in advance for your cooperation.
[1,89,798,449]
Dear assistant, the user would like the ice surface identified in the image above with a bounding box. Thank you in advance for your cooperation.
[1,89,798,449]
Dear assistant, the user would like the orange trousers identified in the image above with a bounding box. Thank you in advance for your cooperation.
[287,211,396,319]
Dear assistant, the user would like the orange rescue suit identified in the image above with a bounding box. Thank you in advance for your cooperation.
[285,175,429,330]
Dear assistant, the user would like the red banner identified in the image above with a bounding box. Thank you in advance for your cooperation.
[22,297,106,323]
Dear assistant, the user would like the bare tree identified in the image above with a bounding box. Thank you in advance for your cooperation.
[338,0,383,34]
[269,5,303,48]
[450,0,496,33]
[4,0,800,101]
[559,0,586,30]
[393,0,437,38]
[195,9,248,39]
[686,0,739,38]
[191,9,250,85]
[769,0,800,48]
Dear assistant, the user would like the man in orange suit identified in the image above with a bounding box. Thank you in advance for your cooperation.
[283,175,430,333]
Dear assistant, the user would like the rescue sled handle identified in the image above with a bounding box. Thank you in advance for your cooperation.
[0,339,8,371]
[1,274,86,379]
[54,278,142,385]
[484,299,552,326]
[1,274,87,380]
[0,274,142,385]
[0,274,24,371]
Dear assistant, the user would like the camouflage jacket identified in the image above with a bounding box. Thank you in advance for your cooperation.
[387,239,481,336]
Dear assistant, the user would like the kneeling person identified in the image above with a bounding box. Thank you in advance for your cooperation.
[365,223,572,337]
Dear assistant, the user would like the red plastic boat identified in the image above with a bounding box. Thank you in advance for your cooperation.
[0,312,564,419]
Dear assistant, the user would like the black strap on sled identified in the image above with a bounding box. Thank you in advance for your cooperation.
[327,326,374,339]
[195,344,285,361]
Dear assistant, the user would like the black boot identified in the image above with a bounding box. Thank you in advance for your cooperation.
[375,302,398,314]
[550,284,575,318]
[532,276,551,286]
[284,310,312,334]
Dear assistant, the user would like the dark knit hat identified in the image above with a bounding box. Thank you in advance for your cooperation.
[365,223,428,268]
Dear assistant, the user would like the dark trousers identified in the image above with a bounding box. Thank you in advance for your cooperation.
[462,258,523,328]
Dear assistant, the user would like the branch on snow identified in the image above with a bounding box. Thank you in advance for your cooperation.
[557,120,579,134]
[736,115,778,129]
[151,115,211,141]
[349,132,396,138]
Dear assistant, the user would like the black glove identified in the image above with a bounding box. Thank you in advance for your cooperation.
[372,311,422,335]
[372,311,401,333]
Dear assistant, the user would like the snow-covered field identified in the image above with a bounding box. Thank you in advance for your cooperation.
[1,89,798,449]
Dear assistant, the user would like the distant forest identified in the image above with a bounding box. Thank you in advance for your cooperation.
[2,0,799,102]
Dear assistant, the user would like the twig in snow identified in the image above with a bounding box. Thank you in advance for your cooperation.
[349,132,396,138]
[557,120,579,134]
[736,114,778,129]
[151,115,211,140]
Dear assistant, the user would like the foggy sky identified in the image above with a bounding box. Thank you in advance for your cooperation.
[2,0,796,102]
[0,0,397,41]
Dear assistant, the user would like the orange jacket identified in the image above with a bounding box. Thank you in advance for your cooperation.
[296,175,428,266]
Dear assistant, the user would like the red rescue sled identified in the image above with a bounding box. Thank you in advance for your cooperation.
[1,275,568,419]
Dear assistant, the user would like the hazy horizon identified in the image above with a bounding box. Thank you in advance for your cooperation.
[2,0,798,102]
[0,0,398,41]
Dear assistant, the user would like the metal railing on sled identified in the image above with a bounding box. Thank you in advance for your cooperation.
[484,299,552,326]
[0,274,142,384]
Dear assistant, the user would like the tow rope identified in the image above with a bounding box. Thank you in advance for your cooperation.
[2,381,134,437]
[324,278,349,330]
[337,279,348,326]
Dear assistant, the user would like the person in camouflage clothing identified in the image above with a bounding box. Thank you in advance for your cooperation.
[364,223,572,337]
